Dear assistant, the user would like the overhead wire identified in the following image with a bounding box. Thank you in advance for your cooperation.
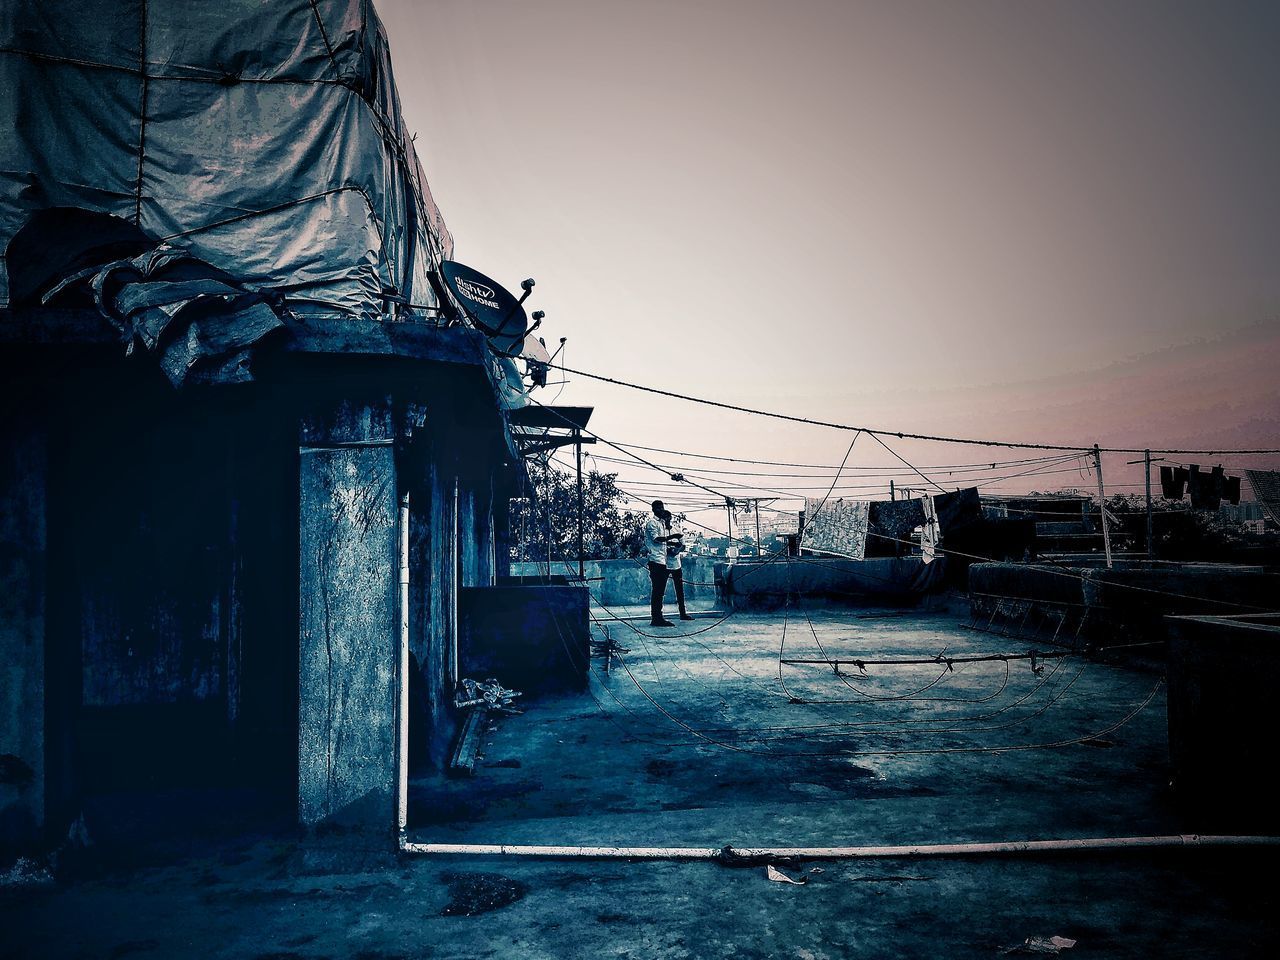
[547,362,1280,455]
[587,450,1086,479]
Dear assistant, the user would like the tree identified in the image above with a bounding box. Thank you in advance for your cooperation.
[510,466,648,562]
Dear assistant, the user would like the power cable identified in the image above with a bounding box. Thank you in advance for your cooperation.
[548,362,1280,455]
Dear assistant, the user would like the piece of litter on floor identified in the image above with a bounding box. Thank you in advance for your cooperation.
[1002,935,1077,955]
[766,865,806,885]
[809,867,825,874]
[0,857,54,889]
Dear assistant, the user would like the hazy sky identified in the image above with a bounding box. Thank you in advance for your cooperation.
[379,0,1280,525]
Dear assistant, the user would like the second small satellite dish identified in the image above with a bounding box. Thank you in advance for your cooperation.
[439,260,528,356]
[520,333,552,364]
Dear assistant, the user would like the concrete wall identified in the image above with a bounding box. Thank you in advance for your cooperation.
[0,406,46,852]
[297,399,399,829]
[1081,564,1277,645]
[74,417,234,711]
[509,557,719,607]
[407,422,510,769]
[1,362,311,848]
[0,349,513,843]
[1166,613,1280,829]
[408,436,459,769]
[457,467,494,589]
[969,560,1279,650]
[720,556,947,607]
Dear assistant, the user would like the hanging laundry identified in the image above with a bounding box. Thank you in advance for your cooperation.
[801,497,869,559]
[920,496,940,564]
[1187,465,1205,508]
[1225,475,1241,506]
[867,498,927,556]
[1187,465,1222,511]
[1159,465,1185,500]
[934,488,982,536]
[1211,466,1226,503]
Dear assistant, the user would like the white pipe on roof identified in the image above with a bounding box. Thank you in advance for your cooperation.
[401,835,1280,859]
[396,491,410,841]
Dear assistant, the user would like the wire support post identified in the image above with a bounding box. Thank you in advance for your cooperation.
[1093,444,1113,569]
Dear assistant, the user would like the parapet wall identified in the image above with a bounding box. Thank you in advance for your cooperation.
[717,556,948,608]
[508,558,719,607]
[970,560,1278,650]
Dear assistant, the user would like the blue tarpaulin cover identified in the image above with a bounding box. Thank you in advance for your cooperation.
[0,0,453,323]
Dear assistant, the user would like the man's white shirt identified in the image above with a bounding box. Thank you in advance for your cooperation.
[644,515,667,564]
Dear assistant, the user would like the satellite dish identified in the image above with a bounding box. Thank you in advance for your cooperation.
[439,260,528,356]
[520,333,552,364]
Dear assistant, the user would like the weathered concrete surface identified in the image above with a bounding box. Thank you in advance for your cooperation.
[0,406,46,851]
[970,560,1279,650]
[720,556,947,607]
[4,605,1276,958]
[297,401,399,828]
[3,838,1277,959]
[458,473,482,589]
[410,603,1181,850]
[1081,563,1278,646]
[510,557,719,606]
[457,467,496,590]
[408,441,459,768]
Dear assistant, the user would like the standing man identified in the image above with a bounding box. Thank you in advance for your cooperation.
[646,500,676,627]
[663,508,695,621]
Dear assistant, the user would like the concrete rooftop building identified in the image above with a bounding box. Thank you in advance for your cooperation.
[0,0,559,852]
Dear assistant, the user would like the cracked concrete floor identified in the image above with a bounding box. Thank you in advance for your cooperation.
[410,602,1179,848]
[4,603,1276,958]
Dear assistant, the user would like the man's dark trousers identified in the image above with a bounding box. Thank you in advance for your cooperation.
[648,561,670,623]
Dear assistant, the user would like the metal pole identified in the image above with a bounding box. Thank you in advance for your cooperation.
[1093,444,1113,568]
[544,458,552,568]
[397,491,410,841]
[575,428,585,581]
[1144,449,1153,560]
[754,498,762,558]
[889,479,895,502]
[520,481,527,563]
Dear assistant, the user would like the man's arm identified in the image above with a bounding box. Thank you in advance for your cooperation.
[648,519,676,543]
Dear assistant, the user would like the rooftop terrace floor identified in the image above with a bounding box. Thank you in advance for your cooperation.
[6,602,1276,959]
[410,599,1177,849]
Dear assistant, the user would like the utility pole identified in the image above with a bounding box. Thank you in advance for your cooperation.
[889,480,895,502]
[519,476,527,563]
[754,498,762,558]
[1093,444,1113,569]
[725,498,734,554]
[1126,450,1161,561]
[544,457,552,568]
[1144,449,1152,561]
[574,427,584,581]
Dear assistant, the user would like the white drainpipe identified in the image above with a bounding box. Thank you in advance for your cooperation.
[397,491,410,844]
[401,835,1280,860]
